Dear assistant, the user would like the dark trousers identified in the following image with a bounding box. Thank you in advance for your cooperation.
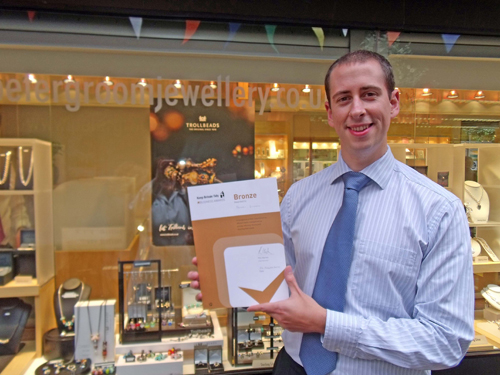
[273,347,307,375]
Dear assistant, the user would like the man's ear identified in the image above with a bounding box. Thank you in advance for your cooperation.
[390,89,400,119]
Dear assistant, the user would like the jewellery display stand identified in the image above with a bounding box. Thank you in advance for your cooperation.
[34,358,91,375]
[0,298,31,355]
[464,181,490,224]
[0,138,55,375]
[115,348,183,375]
[119,260,162,344]
[74,300,116,367]
[227,308,283,367]
[54,278,91,335]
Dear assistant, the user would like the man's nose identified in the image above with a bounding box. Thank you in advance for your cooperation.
[350,97,366,118]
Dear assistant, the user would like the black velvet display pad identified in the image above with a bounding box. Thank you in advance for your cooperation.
[35,359,91,375]
[0,298,31,355]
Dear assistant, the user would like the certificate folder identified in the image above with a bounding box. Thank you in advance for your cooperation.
[188,178,288,308]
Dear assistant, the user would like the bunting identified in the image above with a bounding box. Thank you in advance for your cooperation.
[182,20,201,45]
[441,34,460,53]
[224,23,241,49]
[342,29,348,37]
[129,17,143,39]
[265,25,279,54]
[312,27,325,51]
[27,11,36,22]
[387,31,401,47]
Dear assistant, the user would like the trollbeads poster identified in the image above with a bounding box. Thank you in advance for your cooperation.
[150,99,255,246]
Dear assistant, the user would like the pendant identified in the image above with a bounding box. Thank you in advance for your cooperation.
[91,333,100,351]
[102,340,108,360]
[478,204,482,210]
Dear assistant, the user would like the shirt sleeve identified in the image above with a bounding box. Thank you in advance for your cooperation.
[322,199,475,370]
[281,188,296,269]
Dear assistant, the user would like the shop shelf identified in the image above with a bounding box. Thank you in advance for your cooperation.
[0,278,41,298]
[469,221,500,228]
[0,190,35,195]
[473,262,500,273]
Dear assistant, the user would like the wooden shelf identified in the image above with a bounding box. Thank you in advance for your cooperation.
[255,157,285,160]
[470,221,500,228]
[475,319,500,348]
[473,262,500,273]
[0,341,36,375]
[0,190,34,195]
[0,278,40,298]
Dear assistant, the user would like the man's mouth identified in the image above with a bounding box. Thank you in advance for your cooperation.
[348,123,373,132]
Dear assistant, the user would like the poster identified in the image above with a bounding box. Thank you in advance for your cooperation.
[150,100,255,246]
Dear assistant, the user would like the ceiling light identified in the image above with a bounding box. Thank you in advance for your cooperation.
[422,88,432,97]
[447,90,458,99]
[174,80,182,89]
[137,224,145,232]
[209,81,217,89]
[302,84,311,93]
[137,78,147,87]
[475,90,485,99]
[64,75,75,84]
[271,83,280,92]
[103,76,113,86]
[28,74,37,84]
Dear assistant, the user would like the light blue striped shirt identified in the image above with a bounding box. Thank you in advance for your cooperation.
[281,148,474,375]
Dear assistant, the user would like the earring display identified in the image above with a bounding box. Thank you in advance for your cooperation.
[15,146,34,190]
[464,181,490,223]
[119,260,162,344]
[227,308,283,366]
[74,300,116,367]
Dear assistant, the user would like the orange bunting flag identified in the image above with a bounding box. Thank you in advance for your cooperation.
[387,31,401,47]
[28,11,36,22]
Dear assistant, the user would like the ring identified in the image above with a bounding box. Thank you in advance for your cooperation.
[213,362,220,367]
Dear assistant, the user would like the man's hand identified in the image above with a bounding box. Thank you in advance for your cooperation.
[247,266,327,334]
[187,257,202,301]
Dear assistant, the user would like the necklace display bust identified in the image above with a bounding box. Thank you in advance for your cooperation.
[0,298,31,355]
[464,181,489,223]
[54,278,91,335]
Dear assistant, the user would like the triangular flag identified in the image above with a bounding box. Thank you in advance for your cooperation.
[182,20,201,45]
[441,34,460,53]
[265,25,279,54]
[312,27,325,51]
[129,17,143,39]
[387,31,401,47]
[224,23,241,49]
[342,28,348,37]
[27,11,36,22]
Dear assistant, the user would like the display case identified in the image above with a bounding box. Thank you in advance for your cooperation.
[0,139,55,375]
[227,308,283,368]
[254,134,289,200]
[293,141,338,182]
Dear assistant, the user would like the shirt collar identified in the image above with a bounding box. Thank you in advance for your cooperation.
[330,147,395,190]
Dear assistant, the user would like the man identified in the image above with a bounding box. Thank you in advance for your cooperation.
[190,50,474,374]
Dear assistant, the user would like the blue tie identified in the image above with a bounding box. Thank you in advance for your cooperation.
[299,171,371,375]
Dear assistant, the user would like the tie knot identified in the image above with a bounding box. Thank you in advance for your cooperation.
[342,171,371,192]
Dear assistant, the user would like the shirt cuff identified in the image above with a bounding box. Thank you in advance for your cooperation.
[323,309,364,358]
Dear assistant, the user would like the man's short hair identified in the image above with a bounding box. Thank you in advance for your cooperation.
[324,50,395,103]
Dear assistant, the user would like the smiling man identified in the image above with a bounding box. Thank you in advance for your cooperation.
[247,51,474,375]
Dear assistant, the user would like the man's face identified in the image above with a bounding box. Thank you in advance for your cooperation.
[325,59,399,166]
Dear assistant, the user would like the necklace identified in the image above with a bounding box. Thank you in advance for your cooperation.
[0,151,11,185]
[58,283,85,335]
[18,147,34,187]
[102,300,108,360]
[87,300,105,353]
[464,185,484,210]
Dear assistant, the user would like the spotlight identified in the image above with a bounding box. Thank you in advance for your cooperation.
[302,84,311,93]
[103,76,113,86]
[447,90,458,99]
[271,83,280,92]
[137,78,147,87]
[422,88,432,97]
[174,80,182,89]
[475,90,485,99]
[28,74,37,84]
[209,81,217,89]
[64,75,75,84]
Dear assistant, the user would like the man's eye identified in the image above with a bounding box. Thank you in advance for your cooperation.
[337,96,349,102]
[364,92,377,97]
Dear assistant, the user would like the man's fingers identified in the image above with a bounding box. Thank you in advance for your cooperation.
[284,265,301,296]
[190,280,200,289]
[187,271,199,281]
[247,302,276,313]
[192,257,198,266]
[195,292,202,302]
